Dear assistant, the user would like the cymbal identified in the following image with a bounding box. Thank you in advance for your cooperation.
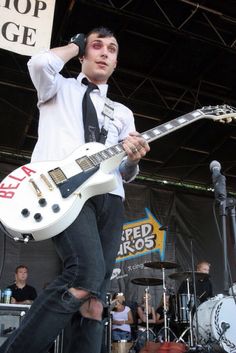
[144,261,179,269]
[131,277,163,286]
[169,271,209,281]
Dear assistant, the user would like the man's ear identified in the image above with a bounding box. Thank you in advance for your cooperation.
[79,56,84,64]
[113,60,118,70]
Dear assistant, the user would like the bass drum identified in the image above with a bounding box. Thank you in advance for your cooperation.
[193,295,236,353]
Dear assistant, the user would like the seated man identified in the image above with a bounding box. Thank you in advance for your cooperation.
[8,265,37,305]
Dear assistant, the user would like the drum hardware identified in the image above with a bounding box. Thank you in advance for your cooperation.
[131,277,163,286]
[131,277,163,347]
[132,328,156,353]
[169,271,203,347]
[229,283,236,298]
[103,293,113,353]
[168,272,209,281]
[144,287,151,342]
[144,261,179,270]
[144,261,179,342]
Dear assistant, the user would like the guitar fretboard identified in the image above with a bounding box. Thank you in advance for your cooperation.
[75,104,236,171]
[82,109,205,169]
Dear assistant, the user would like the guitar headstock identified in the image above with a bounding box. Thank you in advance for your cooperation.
[200,104,236,123]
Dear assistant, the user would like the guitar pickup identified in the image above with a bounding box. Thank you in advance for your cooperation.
[76,156,95,171]
[48,168,67,186]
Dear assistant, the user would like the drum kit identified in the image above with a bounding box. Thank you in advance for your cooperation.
[127,261,236,353]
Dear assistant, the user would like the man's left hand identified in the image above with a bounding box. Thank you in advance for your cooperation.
[122,131,150,163]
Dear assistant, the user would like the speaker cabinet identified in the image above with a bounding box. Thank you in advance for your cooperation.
[0,303,31,346]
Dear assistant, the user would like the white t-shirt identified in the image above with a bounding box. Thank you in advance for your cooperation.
[111,306,131,332]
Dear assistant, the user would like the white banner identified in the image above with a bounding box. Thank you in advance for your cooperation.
[0,0,56,56]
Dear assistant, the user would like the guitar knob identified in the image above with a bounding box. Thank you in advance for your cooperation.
[52,204,60,213]
[34,213,42,222]
[38,198,47,207]
[21,208,30,217]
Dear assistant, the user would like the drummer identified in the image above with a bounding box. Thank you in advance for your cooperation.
[178,260,213,304]
[137,292,156,328]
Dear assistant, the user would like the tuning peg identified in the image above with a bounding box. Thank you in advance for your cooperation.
[219,117,233,123]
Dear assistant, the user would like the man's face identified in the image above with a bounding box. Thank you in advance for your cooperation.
[81,33,118,84]
[15,268,28,282]
[197,263,210,274]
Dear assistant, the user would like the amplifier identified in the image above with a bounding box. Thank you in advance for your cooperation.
[0,303,31,346]
[0,304,64,352]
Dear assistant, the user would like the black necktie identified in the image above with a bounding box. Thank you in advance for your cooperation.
[82,77,100,142]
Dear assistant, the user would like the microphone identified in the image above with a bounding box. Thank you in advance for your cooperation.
[209,160,227,202]
[209,160,221,174]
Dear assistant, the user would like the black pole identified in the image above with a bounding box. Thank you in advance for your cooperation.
[209,161,229,293]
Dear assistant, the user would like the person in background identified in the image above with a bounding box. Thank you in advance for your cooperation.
[178,260,213,304]
[155,293,177,341]
[8,265,37,305]
[111,293,134,341]
[0,26,149,353]
[137,292,156,328]
[135,292,156,352]
[155,294,170,333]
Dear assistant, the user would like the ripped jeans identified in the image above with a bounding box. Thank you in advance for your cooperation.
[0,194,124,353]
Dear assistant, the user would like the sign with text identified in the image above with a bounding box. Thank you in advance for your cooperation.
[116,208,166,263]
[0,0,56,56]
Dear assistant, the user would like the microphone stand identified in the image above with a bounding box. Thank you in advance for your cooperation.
[189,239,198,347]
[211,167,229,293]
[211,162,236,304]
[226,197,236,259]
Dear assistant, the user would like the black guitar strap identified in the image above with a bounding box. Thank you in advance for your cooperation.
[100,97,115,144]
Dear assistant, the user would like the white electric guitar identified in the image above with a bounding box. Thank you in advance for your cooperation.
[0,105,235,242]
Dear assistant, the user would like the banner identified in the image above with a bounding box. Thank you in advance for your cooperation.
[110,184,177,308]
[0,0,56,56]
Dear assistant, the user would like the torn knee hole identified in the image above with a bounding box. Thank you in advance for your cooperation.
[68,287,90,300]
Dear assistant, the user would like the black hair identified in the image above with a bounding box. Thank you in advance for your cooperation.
[85,26,116,41]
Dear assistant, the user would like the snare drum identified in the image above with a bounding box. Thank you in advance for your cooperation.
[112,340,133,353]
[193,295,236,353]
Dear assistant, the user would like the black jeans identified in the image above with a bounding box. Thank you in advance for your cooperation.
[0,194,124,353]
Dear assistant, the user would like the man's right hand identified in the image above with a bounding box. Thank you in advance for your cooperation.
[69,33,85,57]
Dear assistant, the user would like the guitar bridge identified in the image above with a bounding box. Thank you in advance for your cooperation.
[48,168,67,185]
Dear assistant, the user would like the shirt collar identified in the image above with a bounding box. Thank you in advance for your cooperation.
[78,72,108,97]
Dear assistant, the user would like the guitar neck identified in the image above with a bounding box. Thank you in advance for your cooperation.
[89,109,205,166]
[140,109,205,144]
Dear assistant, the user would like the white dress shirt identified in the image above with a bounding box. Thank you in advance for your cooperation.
[27,50,139,198]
